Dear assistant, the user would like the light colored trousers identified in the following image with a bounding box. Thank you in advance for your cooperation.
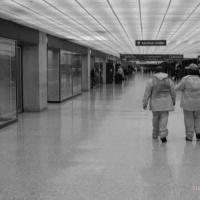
[183,110,200,140]
[152,111,169,139]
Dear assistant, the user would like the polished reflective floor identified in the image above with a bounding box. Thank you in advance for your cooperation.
[0,73,200,200]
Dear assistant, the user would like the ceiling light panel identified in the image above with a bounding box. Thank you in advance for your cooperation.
[0,0,120,56]
[47,0,124,53]
[139,0,172,54]
[12,0,103,38]
[108,0,141,43]
[47,0,128,55]
[46,0,102,30]
[0,0,87,38]
[0,0,200,57]
[168,10,200,47]
[140,0,170,40]
[75,0,138,53]
[151,0,200,56]
[158,0,200,40]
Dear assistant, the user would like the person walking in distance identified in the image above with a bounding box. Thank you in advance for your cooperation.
[175,63,200,141]
[143,66,176,143]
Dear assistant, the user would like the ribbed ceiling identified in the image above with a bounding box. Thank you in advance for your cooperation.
[0,0,200,57]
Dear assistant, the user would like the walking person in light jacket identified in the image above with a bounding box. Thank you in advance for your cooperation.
[143,66,176,143]
[175,63,200,141]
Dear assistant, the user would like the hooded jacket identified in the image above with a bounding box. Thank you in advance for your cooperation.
[143,73,176,111]
[175,75,200,111]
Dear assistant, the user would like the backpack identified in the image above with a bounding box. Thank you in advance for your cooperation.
[153,77,170,98]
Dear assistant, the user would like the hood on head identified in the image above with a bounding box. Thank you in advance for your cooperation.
[153,72,168,80]
[185,63,198,70]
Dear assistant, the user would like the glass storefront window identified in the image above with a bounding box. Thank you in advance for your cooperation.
[0,37,17,127]
[72,54,82,96]
[60,50,82,101]
[47,49,60,102]
[60,51,73,100]
[47,49,82,102]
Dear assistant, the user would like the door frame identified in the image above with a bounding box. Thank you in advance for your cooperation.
[16,45,23,113]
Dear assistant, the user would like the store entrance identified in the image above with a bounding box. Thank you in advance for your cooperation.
[16,46,23,113]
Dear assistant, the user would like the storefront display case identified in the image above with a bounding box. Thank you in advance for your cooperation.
[47,49,82,102]
[0,37,17,127]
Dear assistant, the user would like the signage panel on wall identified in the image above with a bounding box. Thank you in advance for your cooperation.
[107,55,117,61]
[135,40,166,46]
[120,54,183,61]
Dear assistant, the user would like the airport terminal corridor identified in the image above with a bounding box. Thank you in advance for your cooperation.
[0,73,199,200]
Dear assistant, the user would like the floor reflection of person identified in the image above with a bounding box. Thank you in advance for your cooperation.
[176,142,200,198]
[91,68,95,88]
[117,66,124,79]
[140,141,174,199]
[115,66,124,84]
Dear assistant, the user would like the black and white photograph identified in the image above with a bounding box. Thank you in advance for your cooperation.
[0,0,200,199]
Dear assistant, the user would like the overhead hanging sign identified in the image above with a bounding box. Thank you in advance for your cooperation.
[120,54,183,61]
[107,55,117,61]
[135,40,166,46]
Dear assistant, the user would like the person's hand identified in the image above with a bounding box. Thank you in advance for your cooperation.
[143,104,147,110]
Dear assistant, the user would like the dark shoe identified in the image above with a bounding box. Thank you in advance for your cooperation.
[196,134,200,140]
[161,138,167,143]
[185,137,192,142]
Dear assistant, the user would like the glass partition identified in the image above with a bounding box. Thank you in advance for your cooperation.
[47,49,60,102]
[60,51,73,100]
[72,54,82,96]
[93,62,103,86]
[0,37,16,127]
[47,49,82,102]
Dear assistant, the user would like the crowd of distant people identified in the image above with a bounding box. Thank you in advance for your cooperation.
[114,64,136,84]
[91,63,136,87]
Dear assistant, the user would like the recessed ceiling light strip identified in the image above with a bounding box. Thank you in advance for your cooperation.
[42,0,93,33]
[149,0,171,54]
[171,24,200,49]
[106,0,135,51]
[42,0,121,51]
[137,0,144,53]
[0,7,35,26]
[11,0,119,54]
[167,42,189,53]
[179,28,199,42]
[41,0,123,53]
[74,0,129,52]
[0,6,73,36]
[165,30,200,54]
[168,1,200,42]
[176,42,200,53]
[11,0,85,37]
[154,0,172,40]
[0,7,61,36]
[137,0,143,40]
